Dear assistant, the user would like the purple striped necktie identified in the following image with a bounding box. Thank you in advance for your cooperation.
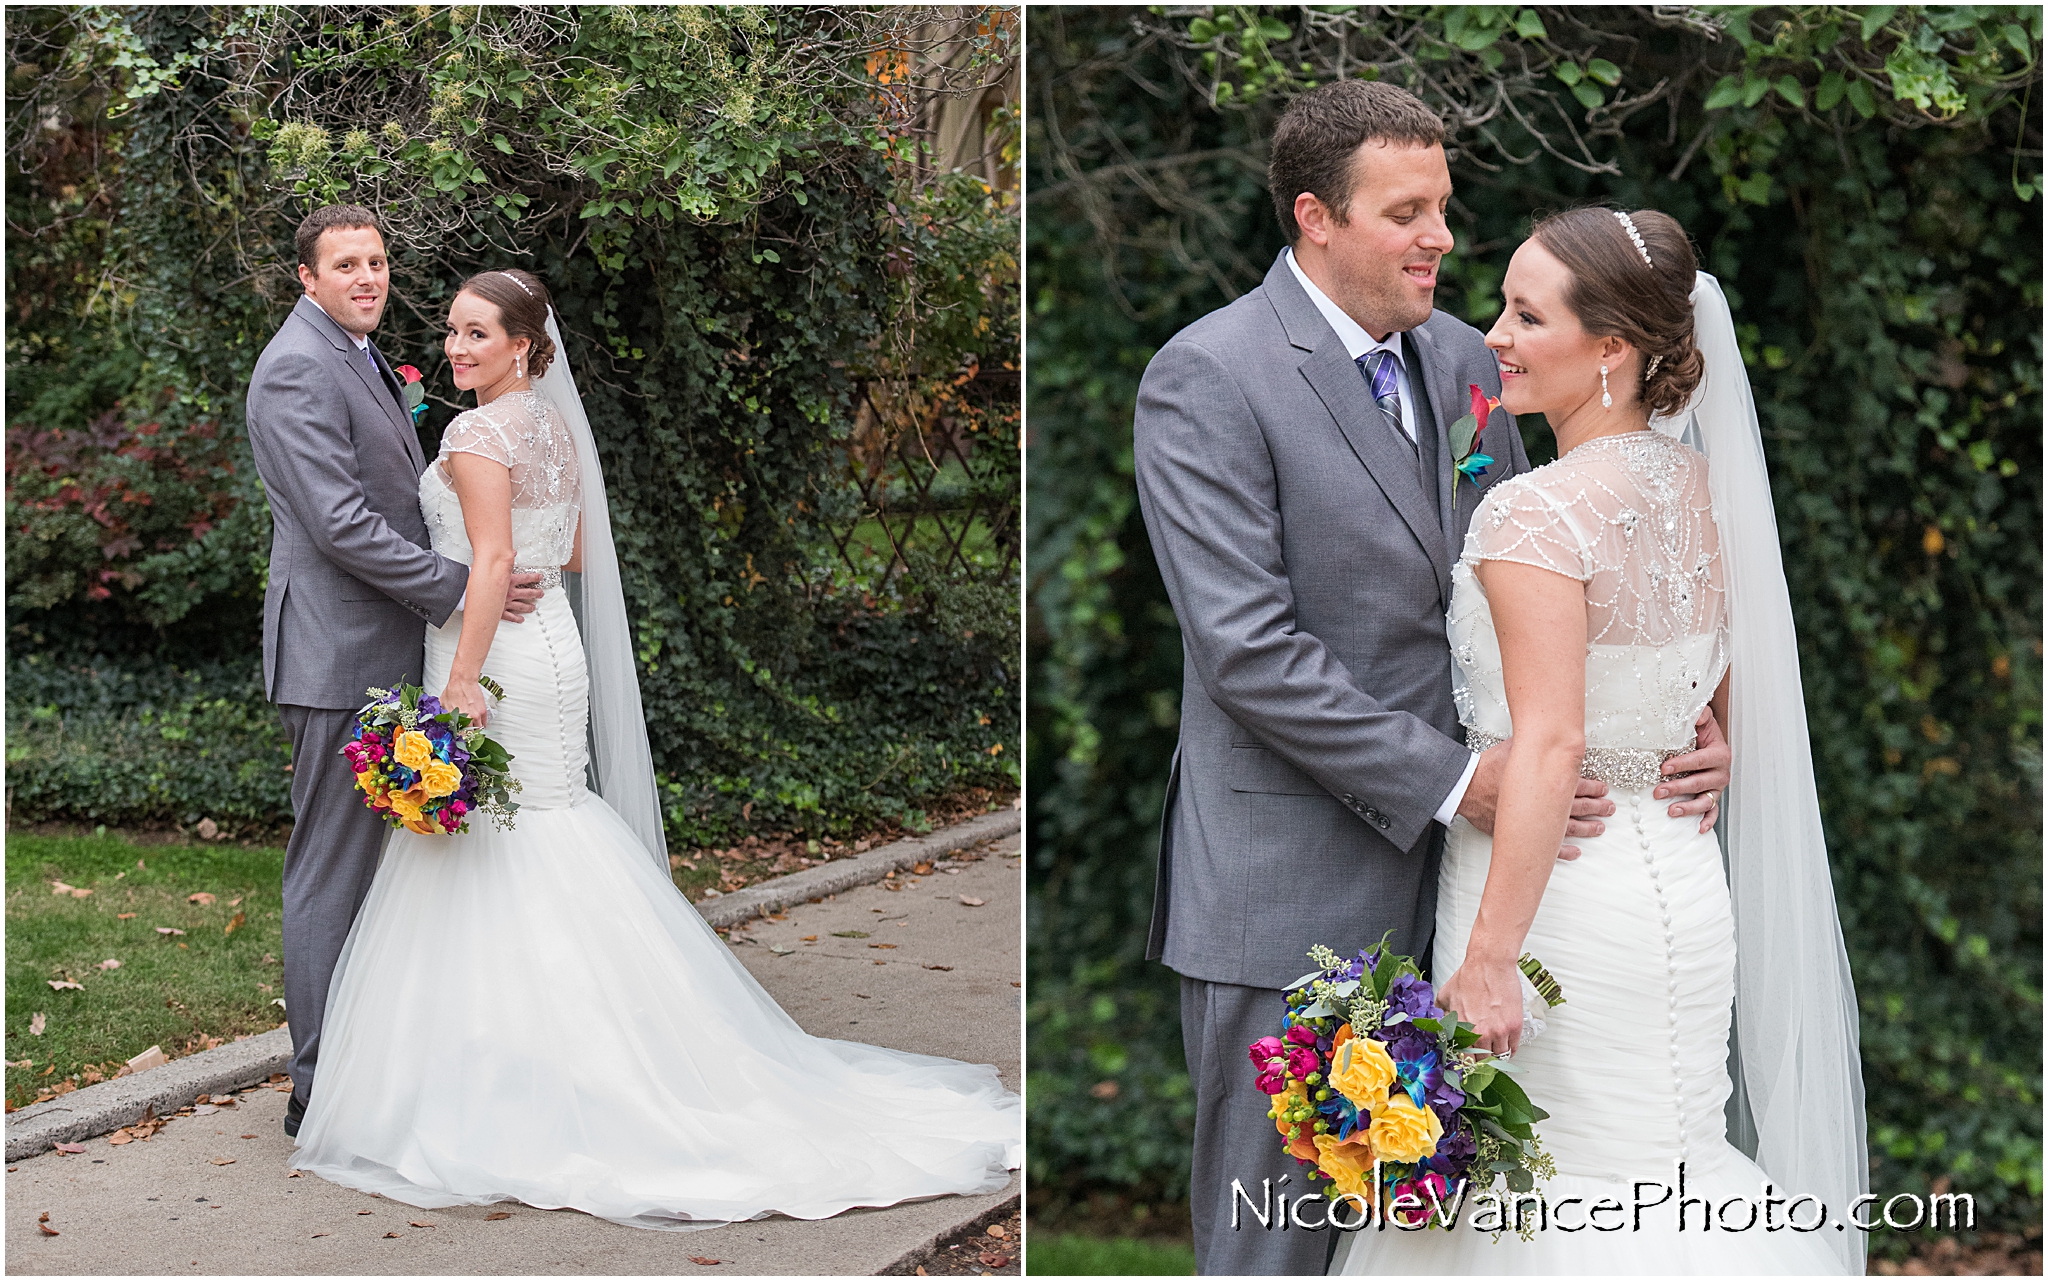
[1358,348,1414,456]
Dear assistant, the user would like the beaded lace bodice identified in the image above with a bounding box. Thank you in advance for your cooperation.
[420,389,580,578]
[1449,431,1729,761]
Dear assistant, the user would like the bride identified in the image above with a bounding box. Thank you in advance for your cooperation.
[290,268,1020,1228]
[1332,210,1865,1274]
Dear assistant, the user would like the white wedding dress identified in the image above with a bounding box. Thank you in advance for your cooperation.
[1332,432,1838,1274]
[291,389,1020,1228]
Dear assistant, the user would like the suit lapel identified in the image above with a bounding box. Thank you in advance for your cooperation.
[1268,256,1451,606]
[367,342,425,471]
[292,297,425,475]
[1411,318,1509,556]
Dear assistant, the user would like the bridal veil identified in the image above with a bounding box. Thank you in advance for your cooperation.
[531,309,670,871]
[1653,272,1868,1274]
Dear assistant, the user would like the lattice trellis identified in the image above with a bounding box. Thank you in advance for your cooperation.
[827,366,1018,596]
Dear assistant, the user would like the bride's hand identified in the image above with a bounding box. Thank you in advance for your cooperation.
[442,678,490,728]
[1437,956,1524,1057]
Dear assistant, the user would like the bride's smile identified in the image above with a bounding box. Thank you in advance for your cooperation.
[444,291,531,402]
[1483,238,1646,446]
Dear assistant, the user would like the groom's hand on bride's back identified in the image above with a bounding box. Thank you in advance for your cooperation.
[1457,740,1611,862]
[1658,705,1729,834]
[499,571,545,623]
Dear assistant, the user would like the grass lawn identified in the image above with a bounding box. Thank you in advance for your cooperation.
[1024,1233,1197,1275]
[5,832,288,1110]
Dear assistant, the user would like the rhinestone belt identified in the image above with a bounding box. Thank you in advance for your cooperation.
[1464,729,1697,792]
[515,566,563,592]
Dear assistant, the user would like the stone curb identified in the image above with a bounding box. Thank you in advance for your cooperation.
[876,1189,1021,1275]
[4,808,1021,1163]
[692,807,1020,930]
[5,1027,292,1163]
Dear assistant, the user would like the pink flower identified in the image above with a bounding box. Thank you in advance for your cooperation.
[1284,1023,1321,1078]
[1248,1036,1290,1094]
[395,364,422,385]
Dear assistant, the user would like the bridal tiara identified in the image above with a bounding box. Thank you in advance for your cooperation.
[1614,212,1653,267]
[498,270,536,298]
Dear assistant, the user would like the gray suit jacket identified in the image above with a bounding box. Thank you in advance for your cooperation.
[246,295,469,709]
[1135,250,1531,989]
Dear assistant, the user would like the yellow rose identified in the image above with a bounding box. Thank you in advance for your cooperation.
[387,785,431,823]
[420,759,463,799]
[393,729,433,771]
[1330,1035,1398,1110]
[1313,1132,1377,1202]
[1367,1089,1444,1164]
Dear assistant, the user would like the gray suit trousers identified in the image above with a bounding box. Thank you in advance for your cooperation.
[277,704,387,1109]
[1183,977,1341,1276]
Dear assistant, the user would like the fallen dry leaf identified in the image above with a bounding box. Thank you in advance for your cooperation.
[53,1144,86,1154]
[188,892,216,906]
[227,897,242,907]
[923,964,954,972]
[987,1223,1008,1238]
[868,943,898,950]
[241,1134,258,1140]
[47,981,83,992]
[117,913,136,920]
[126,1045,168,1073]
[383,1231,401,1238]
[156,927,185,936]
[209,1157,235,1166]
[224,911,246,936]
[288,1170,304,1178]
[484,1211,512,1221]
[95,959,120,972]
[311,1233,329,1238]
[29,1013,46,1036]
[409,1220,434,1228]
[39,1212,49,1222]
[917,1268,929,1277]
[800,935,817,942]
[913,861,934,874]
[38,1222,58,1236]
[980,1252,1010,1268]
[108,1134,132,1146]
[688,1258,724,1267]
[958,896,986,907]
[854,992,871,999]
[357,1209,373,1215]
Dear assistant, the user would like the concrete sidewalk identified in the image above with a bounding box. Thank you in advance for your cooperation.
[5,831,1021,1275]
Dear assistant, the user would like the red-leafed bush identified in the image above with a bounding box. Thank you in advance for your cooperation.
[6,405,252,625]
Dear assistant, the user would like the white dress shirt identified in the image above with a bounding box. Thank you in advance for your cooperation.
[1282,247,1480,827]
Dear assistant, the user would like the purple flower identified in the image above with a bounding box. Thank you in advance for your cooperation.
[1386,973,1445,1022]
[417,695,444,718]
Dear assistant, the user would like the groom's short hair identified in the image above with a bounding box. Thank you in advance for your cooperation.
[296,204,382,274]
[1269,82,1445,243]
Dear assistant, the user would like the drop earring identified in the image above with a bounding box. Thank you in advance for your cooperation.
[516,353,524,381]
[1600,364,1612,409]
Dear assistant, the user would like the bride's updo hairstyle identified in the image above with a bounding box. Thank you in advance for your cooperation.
[1528,207,1703,417]
[456,268,557,380]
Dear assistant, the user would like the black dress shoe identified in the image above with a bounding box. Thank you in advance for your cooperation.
[284,1094,305,1138]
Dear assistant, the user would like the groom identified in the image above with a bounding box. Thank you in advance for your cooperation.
[1132,84,1728,1274]
[245,205,542,1137]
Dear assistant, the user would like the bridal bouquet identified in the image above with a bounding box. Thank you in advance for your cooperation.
[1251,938,1558,1230]
[346,681,520,835]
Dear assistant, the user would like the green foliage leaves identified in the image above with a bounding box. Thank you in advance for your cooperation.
[1026,5,2040,1250]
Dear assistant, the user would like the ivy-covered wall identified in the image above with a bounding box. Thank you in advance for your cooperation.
[6,5,1019,844]
[1026,4,2041,1254]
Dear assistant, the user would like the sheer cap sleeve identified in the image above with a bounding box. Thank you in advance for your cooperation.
[441,406,518,468]
[1468,476,1594,582]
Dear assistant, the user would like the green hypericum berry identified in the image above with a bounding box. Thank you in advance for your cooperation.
[1314,1120,1329,1133]
[1306,1071,1322,1085]
[1316,1088,1331,1101]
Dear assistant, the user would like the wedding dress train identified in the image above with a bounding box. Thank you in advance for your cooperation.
[291,389,1020,1228]
[1332,433,1839,1274]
